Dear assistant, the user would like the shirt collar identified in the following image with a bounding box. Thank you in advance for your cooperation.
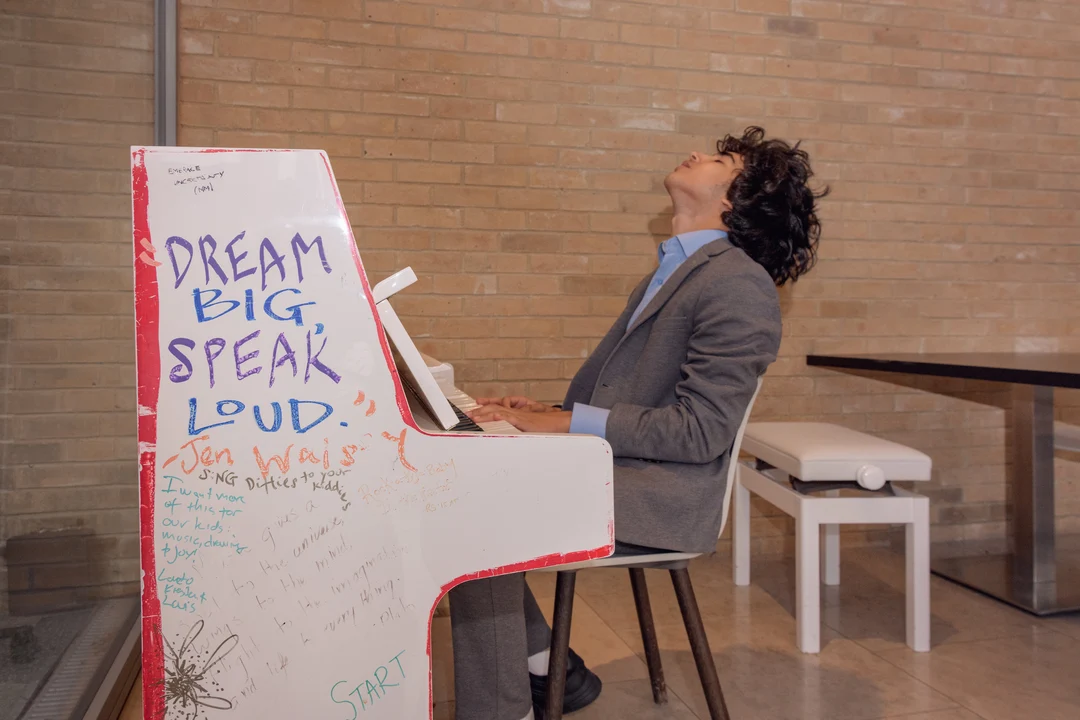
[658,228,728,261]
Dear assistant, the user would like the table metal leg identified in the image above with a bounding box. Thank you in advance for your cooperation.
[931,384,1080,615]
[1013,384,1057,585]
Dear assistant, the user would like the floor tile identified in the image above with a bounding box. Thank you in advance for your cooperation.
[877,630,1080,720]
[740,546,1051,653]
[563,679,700,720]
[119,674,141,720]
[431,616,454,703]
[616,609,956,720]
[882,710,986,720]
[564,567,789,639]
[120,547,1080,720]
[1044,611,1080,641]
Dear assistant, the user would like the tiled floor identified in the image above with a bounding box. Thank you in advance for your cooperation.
[121,546,1080,719]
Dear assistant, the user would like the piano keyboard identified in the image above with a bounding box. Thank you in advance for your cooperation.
[448,401,483,432]
[443,386,520,435]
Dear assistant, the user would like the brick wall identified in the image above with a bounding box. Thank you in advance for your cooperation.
[176,0,1080,551]
[3,0,1079,589]
[0,1,154,610]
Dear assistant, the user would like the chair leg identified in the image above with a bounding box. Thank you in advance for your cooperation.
[545,570,577,720]
[796,513,821,653]
[906,496,931,652]
[670,568,731,720]
[733,470,751,586]
[628,568,667,705]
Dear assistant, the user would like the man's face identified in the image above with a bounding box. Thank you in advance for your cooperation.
[664,150,745,209]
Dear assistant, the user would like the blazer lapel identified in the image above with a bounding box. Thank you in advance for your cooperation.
[622,238,734,337]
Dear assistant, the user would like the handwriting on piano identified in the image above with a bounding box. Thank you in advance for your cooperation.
[152,225,428,713]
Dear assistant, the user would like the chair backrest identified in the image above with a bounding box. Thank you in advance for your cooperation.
[717,376,764,538]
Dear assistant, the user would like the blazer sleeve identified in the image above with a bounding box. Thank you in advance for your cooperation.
[603,268,781,464]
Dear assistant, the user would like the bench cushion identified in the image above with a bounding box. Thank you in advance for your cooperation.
[742,422,932,482]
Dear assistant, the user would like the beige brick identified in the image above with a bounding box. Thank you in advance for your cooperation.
[294,41,365,65]
[432,142,494,164]
[595,43,652,67]
[365,46,431,71]
[531,38,593,61]
[400,25,465,51]
[393,295,463,318]
[399,116,462,140]
[466,32,529,56]
[217,34,291,60]
[497,13,559,37]
[527,126,591,148]
[254,60,326,86]
[464,207,526,230]
[256,13,325,38]
[292,86,362,111]
[462,164,526,187]
[464,120,527,144]
[737,0,791,14]
[181,7,253,34]
[395,206,460,228]
[561,18,619,42]
[432,185,497,207]
[497,189,559,211]
[292,0,365,20]
[183,55,253,81]
[397,161,461,184]
[364,92,429,116]
[217,82,289,107]
[432,96,494,120]
[397,72,461,97]
[364,1,430,25]
[462,339,528,359]
[326,19,396,46]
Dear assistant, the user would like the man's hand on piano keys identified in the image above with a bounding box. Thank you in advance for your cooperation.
[466,405,573,434]
[474,396,561,413]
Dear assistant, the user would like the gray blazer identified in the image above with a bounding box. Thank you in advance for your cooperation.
[563,237,782,553]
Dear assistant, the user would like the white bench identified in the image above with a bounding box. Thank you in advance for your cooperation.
[732,422,933,653]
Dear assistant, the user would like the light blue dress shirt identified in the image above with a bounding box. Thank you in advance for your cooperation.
[568,229,728,439]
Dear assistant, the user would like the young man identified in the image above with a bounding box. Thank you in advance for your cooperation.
[452,126,827,720]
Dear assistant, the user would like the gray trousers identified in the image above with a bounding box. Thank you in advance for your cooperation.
[447,542,663,719]
[448,572,551,720]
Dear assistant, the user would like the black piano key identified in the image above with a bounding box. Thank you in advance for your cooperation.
[448,401,484,433]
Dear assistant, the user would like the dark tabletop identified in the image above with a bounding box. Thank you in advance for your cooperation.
[807,353,1080,388]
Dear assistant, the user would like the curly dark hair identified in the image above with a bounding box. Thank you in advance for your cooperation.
[717,126,828,286]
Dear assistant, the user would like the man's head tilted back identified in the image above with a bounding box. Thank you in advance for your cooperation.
[664,126,828,287]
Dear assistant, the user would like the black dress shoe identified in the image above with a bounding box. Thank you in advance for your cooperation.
[530,648,602,717]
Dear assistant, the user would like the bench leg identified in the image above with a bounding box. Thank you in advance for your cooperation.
[796,513,821,653]
[733,467,751,586]
[906,496,931,652]
[822,492,840,586]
